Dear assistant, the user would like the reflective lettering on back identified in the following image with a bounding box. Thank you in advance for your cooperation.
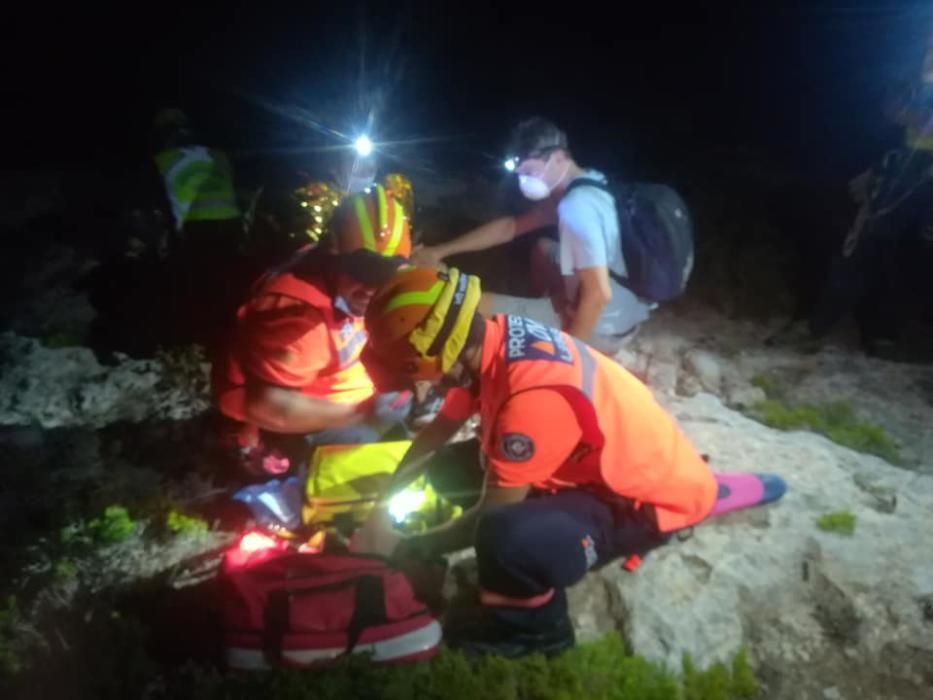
[336,322,367,367]
[505,315,572,365]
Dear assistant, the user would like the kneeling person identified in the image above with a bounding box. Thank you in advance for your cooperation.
[213,185,412,476]
[360,266,717,657]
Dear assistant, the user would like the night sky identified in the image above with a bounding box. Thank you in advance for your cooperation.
[5,1,932,180]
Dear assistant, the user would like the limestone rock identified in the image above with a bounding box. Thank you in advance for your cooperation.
[682,349,723,394]
[723,378,767,409]
[568,392,933,699]
[0,333,208,428]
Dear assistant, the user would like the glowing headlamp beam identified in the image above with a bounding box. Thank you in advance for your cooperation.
[354,134,374,157]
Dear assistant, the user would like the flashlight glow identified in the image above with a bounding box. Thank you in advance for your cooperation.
[239,531,279,554]
[388,488,426,523]
[504,157,517,172]
[354,135,374,157]
[222,529,290,572]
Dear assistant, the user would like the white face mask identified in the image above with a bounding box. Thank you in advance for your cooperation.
[519,175,551,201]
[517,155,569,201]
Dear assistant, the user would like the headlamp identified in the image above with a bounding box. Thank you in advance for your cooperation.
[354,134,374,157]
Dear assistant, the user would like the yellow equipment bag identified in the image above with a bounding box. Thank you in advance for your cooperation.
[302,441,460,532]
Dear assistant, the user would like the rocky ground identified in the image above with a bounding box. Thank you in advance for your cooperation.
[656,339,931,700]
[448,302,933,700]
[1,236,932,699]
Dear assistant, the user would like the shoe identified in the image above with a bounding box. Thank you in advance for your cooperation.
[446,614,575,658]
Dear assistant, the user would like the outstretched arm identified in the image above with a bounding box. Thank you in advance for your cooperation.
[244,383,363,434]
[411,204,557,265]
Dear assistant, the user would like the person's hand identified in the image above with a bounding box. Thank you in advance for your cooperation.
[559,303,576,332]
[366,391,413,429]
[349,507,403,557]
[410,244,446,267]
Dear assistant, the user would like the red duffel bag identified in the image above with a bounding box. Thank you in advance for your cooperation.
[219,544,442,670]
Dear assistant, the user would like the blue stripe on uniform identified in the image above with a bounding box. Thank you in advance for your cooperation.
[571,338,596,400]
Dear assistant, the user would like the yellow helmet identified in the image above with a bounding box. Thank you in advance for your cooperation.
[327,184,411,257]
[363,267,482,383]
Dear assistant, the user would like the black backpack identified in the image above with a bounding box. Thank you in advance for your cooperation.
[564,178,694,302]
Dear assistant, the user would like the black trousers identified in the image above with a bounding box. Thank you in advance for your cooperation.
[810,153,933,345]
[424,439,670,632]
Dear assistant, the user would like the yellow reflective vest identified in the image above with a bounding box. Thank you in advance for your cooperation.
[154,146,240,229]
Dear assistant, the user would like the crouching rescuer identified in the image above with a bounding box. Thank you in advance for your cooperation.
[357,266,717,657]
[212,185,413,477]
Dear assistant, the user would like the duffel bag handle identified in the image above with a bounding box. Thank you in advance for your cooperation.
[344,575,388,655]
[260,573,389,665]
[263,589,290,665]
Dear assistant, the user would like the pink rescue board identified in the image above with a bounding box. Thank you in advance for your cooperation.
[710,472,786,517]
[619,472,787,574]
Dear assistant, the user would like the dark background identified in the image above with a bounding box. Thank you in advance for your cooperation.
[3,1,933,333]
[5,1,932,178]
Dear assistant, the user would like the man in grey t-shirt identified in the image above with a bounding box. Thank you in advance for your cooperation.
[412,117,651,353]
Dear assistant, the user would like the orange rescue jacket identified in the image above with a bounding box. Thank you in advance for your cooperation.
[214,271,374,423]
[479,315,716,532]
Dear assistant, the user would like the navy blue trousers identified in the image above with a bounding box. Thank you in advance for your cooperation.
[425,439,672,631]
[474,490,670,631]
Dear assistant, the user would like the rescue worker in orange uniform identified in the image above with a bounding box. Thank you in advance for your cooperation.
[358,266,717,657]
[213,185,412,476]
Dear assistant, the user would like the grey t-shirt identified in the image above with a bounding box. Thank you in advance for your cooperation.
[557,169,651,337]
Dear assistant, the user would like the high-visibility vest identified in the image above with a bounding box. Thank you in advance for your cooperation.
[479,314,717,532]
[154,146,240,229]
[214,272,375,423]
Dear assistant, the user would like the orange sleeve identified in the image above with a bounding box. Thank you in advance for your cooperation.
[487,389,582,488]
[237,303,331,389]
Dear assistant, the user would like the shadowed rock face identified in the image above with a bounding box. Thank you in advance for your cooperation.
[0,333,208,429]
[618,304,933,472]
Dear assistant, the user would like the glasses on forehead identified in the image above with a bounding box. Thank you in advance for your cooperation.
[503,146,560,173]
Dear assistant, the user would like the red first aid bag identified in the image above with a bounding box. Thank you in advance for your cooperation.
[219,548,441,669]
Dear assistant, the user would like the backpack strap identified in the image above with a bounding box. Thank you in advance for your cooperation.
[564,177,612,196]
[561,178,631,290]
